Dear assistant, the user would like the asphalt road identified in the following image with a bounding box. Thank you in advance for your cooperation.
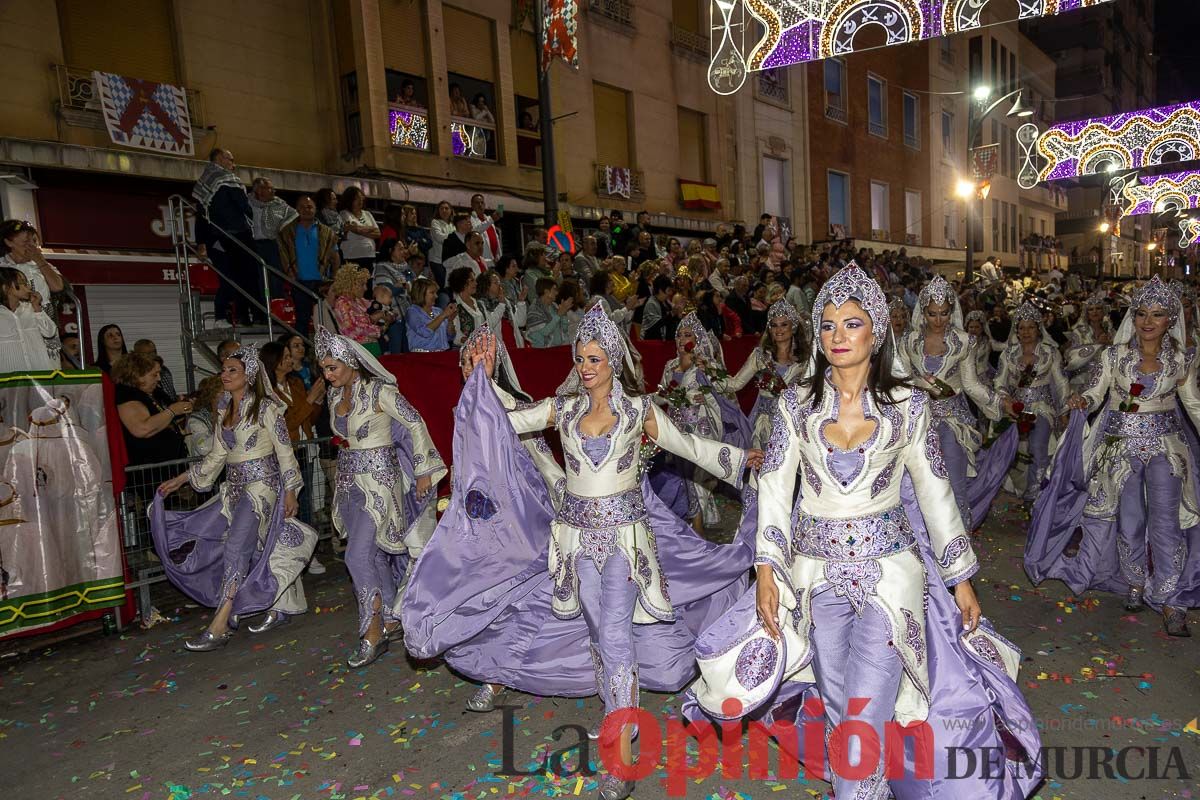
[2,493,1197,800]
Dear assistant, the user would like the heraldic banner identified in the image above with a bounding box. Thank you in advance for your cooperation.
[92,71,195,156]
[0,370,123,637]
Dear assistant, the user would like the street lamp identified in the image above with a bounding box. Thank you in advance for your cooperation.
[955,178,976,199]
[964,87,1032,283]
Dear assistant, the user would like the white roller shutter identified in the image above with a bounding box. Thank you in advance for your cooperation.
[84,285,189,385]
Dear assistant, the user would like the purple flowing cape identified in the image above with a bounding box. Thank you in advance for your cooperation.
[683,475,1045,799]
[400,370,756,695]
[150,492,285,617]
[968,424,1019,530]
[1025,410,1200,609]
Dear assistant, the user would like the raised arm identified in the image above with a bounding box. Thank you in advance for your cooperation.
[904,392,978,586]
[714,348,762,394]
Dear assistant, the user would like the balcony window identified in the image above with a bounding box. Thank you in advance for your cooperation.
[516,95,542,168]
[387,70,430,152]
[828,170,850,236]
[755,67,788,106]
[942,111,954,157]
[825,58,846,122]
[870,181,889,239]
[867,75,887,137]
[448,73,497,161]
[903,91,919,149]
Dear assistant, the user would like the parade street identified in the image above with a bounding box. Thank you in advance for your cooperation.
[2,494,1196,800]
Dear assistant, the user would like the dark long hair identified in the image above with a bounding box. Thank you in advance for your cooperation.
[222,353,270,427]
[760,316,812,367]
[801,326,907,410]
[95,323,127,373]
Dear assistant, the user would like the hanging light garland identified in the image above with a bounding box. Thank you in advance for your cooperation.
[1119,170,1200,217]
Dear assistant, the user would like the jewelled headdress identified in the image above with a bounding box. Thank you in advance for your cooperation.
[459,323,523,396]
[810,263,890,355]
[1083,289,1108,307]
[1011,302,1042,326]
[676,311,717,361]
[555,299,643,395]
[1112,274,1186,348]
[314,325,361,369]
[230,343,261,383]
[911,275,965,333]
[767,299,803,330]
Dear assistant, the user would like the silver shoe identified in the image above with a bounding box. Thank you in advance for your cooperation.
[247,611,290,634]
[184,630,233,652]
[589,720,639,741]
[1124,586,1145,612]
[1164,607,1191,637]
[346,636,389,668]
[465,683,505,712]
[384,623,404,642]
[597,775,635,800]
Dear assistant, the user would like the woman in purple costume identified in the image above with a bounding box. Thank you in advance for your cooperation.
[1026,275,1200,636]
[688,266,1043,800]
[403,304,763,800]
[314,326,447,667]
[899,276,1014,530]
[154,344,313,650]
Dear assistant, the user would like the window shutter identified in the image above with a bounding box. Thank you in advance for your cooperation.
[58,0,177,83]
[676,107,706,181]
[380,0,426,74]
[511,29,539,99]
[443,6,495,80]
[593,83,630,167]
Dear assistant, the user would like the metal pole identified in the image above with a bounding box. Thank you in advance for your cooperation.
[534,0,558,225]
[964,99,977,284]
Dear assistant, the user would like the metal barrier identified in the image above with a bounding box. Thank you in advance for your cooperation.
[118,436,340,623]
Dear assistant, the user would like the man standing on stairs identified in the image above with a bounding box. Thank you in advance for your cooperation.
[193,148,263,327]
[249,177,297,298]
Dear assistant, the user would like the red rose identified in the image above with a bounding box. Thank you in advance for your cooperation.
[668,380,679,389]
[684,341,696,353]
[1011,401,1025,414]
[1129,383,1145,397]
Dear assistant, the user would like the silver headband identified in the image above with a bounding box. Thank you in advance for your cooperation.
[810,263,890,355]
[314,326,361,369]
[767,299,803,330]
[230,343,261,383]
[1011,302,1043,327]
[965,309,987,327]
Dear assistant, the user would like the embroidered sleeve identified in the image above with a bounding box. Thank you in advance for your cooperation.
[1080,346,1114,413]
[265,402,303,492]
[647,404,747,489]
[507,394,555,434]
[1176,350,1200,432]
[188,418,231,492]
[379,384,446,479]
[754,392,803,587]
[958,336,1001,420]
[903,391,977,585]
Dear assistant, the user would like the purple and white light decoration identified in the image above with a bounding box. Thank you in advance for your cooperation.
[1180,217,1200,249]
[1017,100,1200,188]
[708,0,1113,94]
[1119,170,1200,217]
[390,108,430,151]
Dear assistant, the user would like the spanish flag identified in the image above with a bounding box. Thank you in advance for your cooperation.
[678,180,722,210]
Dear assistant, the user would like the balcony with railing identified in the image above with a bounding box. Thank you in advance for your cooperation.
[589,0,635,33]
[595,164,645,200]
[670,25,708,62]
[52,64,204,131]
[825,92,847,123]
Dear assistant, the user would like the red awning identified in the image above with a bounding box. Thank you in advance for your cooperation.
[41,248,218,292]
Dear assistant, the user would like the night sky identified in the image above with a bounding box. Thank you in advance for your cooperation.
[1156,0,1200,102]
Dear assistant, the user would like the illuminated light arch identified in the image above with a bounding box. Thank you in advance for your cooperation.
[1144,133,1199,166]
[718,0,1114,79]
[1079,146,1129,176]
[1180,217,1200,249]
[1032,100,1200,182]
[1119,170,1200,217]
[820,0,923,59]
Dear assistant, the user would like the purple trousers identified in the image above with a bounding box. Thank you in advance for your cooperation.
[578,554,639,718]
[1116,455,1187,606]
[1023,417,1052,502]
[340,483,409,636]
[218,495,266,603]
[937,423,972,528]
[809,588,902,800]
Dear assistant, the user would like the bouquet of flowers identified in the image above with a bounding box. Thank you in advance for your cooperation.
[636,431,661,480]
[1010,400,1036,439]
[656,378,710,409]
[755,366,788,396]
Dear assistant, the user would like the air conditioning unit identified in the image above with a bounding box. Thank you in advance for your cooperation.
[0,173,38,190]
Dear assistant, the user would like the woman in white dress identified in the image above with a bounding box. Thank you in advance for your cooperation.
[0,267,56,372]
[713,299,811,449]
[155,344,315,649]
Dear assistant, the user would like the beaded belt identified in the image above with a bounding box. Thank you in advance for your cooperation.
[226,455,280,486]
[1013,385,1053,406]
[337,444,399,474]
[559,487,647,530]
[930,393,969,419]
[794,505,916,561]
[1103,410,1180,438]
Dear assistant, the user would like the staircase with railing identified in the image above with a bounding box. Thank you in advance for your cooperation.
[165,195,331,391]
